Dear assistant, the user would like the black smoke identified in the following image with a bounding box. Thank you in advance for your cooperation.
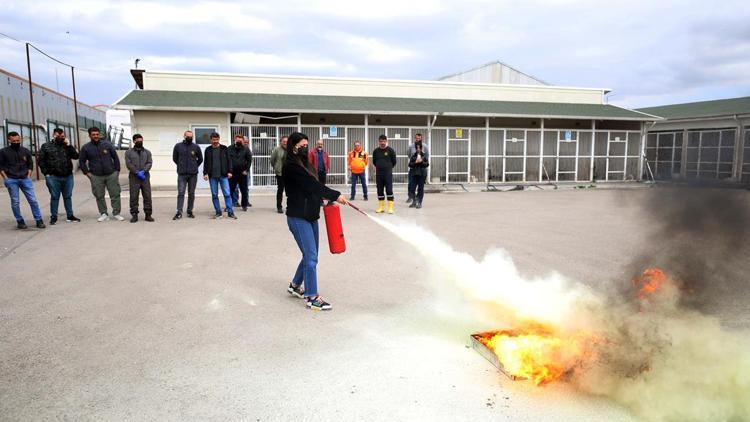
[628,185,750,309]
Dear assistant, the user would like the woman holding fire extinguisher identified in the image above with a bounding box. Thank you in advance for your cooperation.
[283,132,348,311]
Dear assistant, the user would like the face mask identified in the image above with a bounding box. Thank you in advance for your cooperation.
[236,142,243,147]
[135,141,143,148]
[185,137,193,143]
[297,146,309,157]
[10,143,20,150]
[54,137,65,144]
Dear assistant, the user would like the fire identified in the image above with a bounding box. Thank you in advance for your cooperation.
[476,324,598,385]
[633,267,672,300]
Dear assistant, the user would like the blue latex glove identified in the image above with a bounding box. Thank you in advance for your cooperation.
[136,170,146,180]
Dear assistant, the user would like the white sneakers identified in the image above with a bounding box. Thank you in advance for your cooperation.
[97,214,124,222]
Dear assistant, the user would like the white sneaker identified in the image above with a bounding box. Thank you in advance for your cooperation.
[97,214,109,222]
[112,214,125,221]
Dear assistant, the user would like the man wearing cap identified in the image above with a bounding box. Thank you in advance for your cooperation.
[203,132,235,219]
[0,131,45,229]
[38,127,81,224]
[371,134,397,214]
[125,134,154,222]
[347,141,368,201]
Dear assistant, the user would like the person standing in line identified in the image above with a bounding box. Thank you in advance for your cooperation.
[408,142,429,209]
[0,131,45,229]
[283,132,347,311]
[242,135,253,208]
[371,135,397,214]
[228,133,253,212]
[270,135,288,214]
[38,128,81,224]
[407,133,429,204]
[172,130,203,220]
[347,141,368,201]
[203,132,235,219]
[79,127,124,222]
[124,134,154,222]
[308,139,330,185]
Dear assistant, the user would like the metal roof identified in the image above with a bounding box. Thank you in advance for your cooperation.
[636,96,750,120]
[114,90,656,121]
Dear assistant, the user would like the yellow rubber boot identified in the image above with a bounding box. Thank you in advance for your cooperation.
[387,200,394,214]
[376,200,385,213]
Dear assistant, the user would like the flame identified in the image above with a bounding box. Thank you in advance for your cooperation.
[633,267,672,300]
[474,268,675,386]
[477,324,599,385]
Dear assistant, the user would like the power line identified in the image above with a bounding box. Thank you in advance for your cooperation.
[0,31,22,42]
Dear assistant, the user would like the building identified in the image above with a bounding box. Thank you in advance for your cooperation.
[439,61,549,86]
[0,68,106,150]
[637,97,750,182]
[113,68,659,189]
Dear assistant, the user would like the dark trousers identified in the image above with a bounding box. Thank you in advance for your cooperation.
[177,174,197,213]
[350,172,368,199]
[275,175,285,210]
[129,173,152,215]
[318,171,327,186]
[376,172,394,201]
[45,174,74,218]
[229,172,249,208]
[413,174,425,203]
[407,171,416,199]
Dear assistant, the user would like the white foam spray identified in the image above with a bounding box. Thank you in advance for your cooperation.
[366,215,750,422]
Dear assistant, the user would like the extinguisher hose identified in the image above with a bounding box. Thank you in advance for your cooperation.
[346,202,368,217]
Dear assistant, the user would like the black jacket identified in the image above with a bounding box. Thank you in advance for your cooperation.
[0,145,33,179]
[408,150,429,177]
[283,160,340,221]
[79,140,120,176]
[38,140,79,176]
[228,144,253,173]
[202,145,233,177]
[372,146,397,173]
[172,141,203,175]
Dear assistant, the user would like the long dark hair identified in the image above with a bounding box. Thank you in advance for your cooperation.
[286,132,318,180]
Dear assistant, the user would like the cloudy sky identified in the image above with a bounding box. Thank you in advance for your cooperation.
[1,0,748,109]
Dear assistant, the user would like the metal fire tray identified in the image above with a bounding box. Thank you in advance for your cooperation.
[470,333,525,381]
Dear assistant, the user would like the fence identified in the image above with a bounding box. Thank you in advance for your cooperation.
[645,128,748,181]
[230,124,646,187]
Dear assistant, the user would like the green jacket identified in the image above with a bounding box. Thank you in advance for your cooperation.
[270,146,287,176]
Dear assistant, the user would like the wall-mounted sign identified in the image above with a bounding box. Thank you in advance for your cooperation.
[394,133,401,139]
[456,128,463,138]
[322,134,329,139]
[330,126,337,137]
[564,130,572,141]
[260,132,267,138]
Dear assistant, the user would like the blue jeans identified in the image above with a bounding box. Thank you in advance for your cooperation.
[287,216,320,298]
[350,172,368,199]
[4,177,42,222]
[45,175,74,218]
[209,177,232,214]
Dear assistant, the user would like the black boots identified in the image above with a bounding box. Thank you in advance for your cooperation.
[130,214,138,223]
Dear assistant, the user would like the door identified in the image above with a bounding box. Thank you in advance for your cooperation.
[192,126,218,188]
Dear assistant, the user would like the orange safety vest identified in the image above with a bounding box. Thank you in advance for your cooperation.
[348,149,368,174]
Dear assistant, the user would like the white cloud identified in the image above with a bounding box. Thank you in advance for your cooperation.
[216,51,356,72]
[324,31,415,64]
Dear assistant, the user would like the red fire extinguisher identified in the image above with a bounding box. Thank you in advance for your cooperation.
[323,203,346,254]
